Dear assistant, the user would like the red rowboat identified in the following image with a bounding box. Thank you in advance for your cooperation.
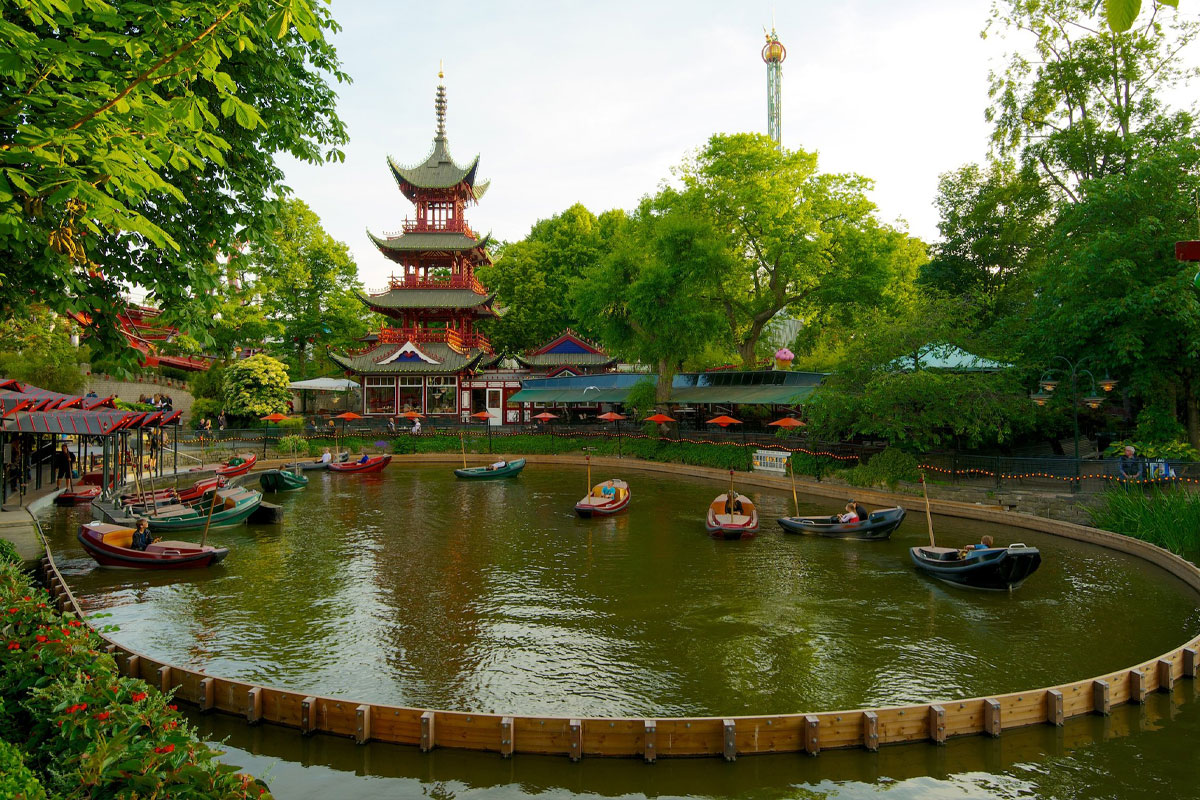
[77,522,228,570]
[328,454,392,473]
[121,477,222,507]
[575,480,631,518]
[216,454,257,477]
[705,493,759,539]
[55,486,101,506]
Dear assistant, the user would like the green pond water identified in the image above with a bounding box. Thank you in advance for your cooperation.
[40,464,1200,798]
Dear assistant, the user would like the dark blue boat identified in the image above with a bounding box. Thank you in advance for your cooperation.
[910,544,1042,591]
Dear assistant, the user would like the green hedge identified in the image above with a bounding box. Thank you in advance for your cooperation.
[0,737,45,800]
[1088,486,1200,559]
[0,561,272,799]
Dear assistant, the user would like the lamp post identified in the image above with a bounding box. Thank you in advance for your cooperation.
[1030,356,1116,461]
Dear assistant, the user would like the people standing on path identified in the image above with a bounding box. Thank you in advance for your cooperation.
[52,443,76,490]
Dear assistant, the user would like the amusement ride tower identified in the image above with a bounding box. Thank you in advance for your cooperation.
[762,26,786,146]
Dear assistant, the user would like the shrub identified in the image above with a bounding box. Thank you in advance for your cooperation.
[222,354,290,418]
[0,739,46,800]
[841,447,920,490]
[0,538,20,566]
[1088,487,1200,559]
[1134,405,1187,445]
[0,561,272,798]
[190,397,224,426]
[277,435,307,459]
[1103,439,1200,461]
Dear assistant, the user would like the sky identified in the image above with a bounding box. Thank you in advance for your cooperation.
[280,0,1011,290]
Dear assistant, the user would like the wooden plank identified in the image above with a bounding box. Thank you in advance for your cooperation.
[929,705,946,744]
[355,704,371,744]
[862,710,878,751]
[983,699,1001,737]
[1130,669,1147,704]
[369,707,424,746]
[421,710,435,752]
[644,719,657,763]
[125,654,141,680]
[199,677,214,712]
[1046,689,1064,726]
[104,644,117,656]
[1185,647,1198,678]
[803,714,820,756]
[1158,659,1175,693]
[569,719,582,762]
[500,716,514,758]
[159,666,172,695]
[722,719,736,762]
[260,688,304,728]
[1093,680,1111,715]
[246,687,262,724]
[301,696,316,734]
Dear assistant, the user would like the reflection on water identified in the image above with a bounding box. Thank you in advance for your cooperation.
[190,682,1200,799]
[41,465,1200,720]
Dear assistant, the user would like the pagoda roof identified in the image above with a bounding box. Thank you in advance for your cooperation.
[514,330,613,368]
[388,138,488,200]
[355,288,496,312]
[366,230,489,254]
[329,341,487,375]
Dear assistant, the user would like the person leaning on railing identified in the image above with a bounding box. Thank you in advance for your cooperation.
[1117,445,1143,482]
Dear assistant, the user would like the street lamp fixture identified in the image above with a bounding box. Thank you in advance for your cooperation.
[1030,392,1051,406]
[1082,395,1106,409]
[1038,378,1059,392]
[1098,374,1118,392]
[1029,356,1110,461]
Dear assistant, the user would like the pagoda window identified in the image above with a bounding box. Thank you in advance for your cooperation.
[426,201,454,230]
[427,376,457,414]
[364,376,396,415]
[398,376,423,413]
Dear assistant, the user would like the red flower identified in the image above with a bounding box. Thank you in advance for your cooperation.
[68,620,81,627]
[22,596,30,601]
[35,634,47,643]
[131,692,147,702]
[94,711,111,721]
[6,641,19,650]
[167,704,177,711]
[153,744,175,754]
[6,608,16,614]
[163,721,177,730]
[37,603,45,608]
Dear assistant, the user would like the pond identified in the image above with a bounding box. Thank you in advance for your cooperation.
[41,464,1200,722]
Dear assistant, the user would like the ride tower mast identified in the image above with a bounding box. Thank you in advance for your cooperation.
[762,26,786,147]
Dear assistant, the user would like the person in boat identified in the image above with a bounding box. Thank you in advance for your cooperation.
[601,480,617,497]
[358,453,371,464]
[732,496,744,514]
[131,518,153,551]
[854,501,868,520]
[838,502,860,523]
[487,460,507,471]
[958,534,994,559]
[319,448,332,464]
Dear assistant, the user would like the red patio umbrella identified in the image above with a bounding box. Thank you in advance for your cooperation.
[644,413,676,423]
[471,411,495,453]
[767,417,805,428]
[597,411,627,457]
[532,412,559,421]
[707,415,745,447]
[402,410,425,418]
[333,411,363,451]
[260,413,288,455]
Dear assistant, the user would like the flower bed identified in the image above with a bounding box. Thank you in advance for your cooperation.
[0,551,270,799]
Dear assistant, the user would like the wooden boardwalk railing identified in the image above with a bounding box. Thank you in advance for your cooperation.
[37,455,1200,760]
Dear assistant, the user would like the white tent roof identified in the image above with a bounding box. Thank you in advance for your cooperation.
[289,377,360,391]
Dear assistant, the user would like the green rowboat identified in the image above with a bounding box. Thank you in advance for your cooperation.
[454,458,527,480]
[260,469,309,493]
[146,488,263,533]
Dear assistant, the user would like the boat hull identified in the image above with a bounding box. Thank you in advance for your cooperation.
[454,458,527,479]
[216,454,257,477]
[259,469,309,492]
[78,523,228,570]
[329,455,392,473]
[146,490,263,533]
[778,507,906,540]
[910,545,1043,590]
[55,486,101,506]
[284,453,349,471]
[705,492,759,538]
[575,483,631,517]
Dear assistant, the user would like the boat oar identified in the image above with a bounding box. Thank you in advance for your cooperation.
[199,483,221,548]
[729,469,735,504]
[586,455,591,494]
[920,470,935,547]
[460,431,467,469]
[788,454,799,517]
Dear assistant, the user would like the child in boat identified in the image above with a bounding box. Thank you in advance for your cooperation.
[958,535,994,559]
[838,502,859,523]
[131,518,152,551]
[601,480,616,497]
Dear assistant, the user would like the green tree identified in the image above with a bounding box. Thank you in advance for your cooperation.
[675,133,916,367]
[572,201,727,401]
[252,199,368,377]
[0,308,84,393]
[986,0,1196,200]
[1023,139,1200,446]
[222,354,290,419]
[478,204,626,353]
[0,0,349,366]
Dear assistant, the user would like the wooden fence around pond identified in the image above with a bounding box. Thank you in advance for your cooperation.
[36,455,1200,761]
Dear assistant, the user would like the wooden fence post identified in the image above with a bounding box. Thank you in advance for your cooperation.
[355,704,371,744]
[1046,689,1064,726]
[159,666,172,695]
[420,711,436,752]
[246,687,262,724]
[862,711,879,752]
[199,677,214,712]
[301,696,316,734]
[569,719,582,762]
[1158,659,1175,693]
[929,705,946,744]
[499,716,514,758]
[983,699,1002,737]
[803,715,820,756]
[722,719,736,762]
[125,654,141,680]
[1092,680,1111,715]
[1130,669,1147,704]
[643,719,657,763]
[1184,647,1198,678]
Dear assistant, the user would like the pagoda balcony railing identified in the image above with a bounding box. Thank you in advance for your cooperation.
[376,326,492,355]
[380,218,477,238]
[370,273,489,296]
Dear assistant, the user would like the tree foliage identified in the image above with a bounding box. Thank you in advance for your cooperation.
[0,0,349,366]
[222,353,290,419]
[0,308,85,393]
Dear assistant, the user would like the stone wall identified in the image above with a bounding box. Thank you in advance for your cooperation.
[83,371,196,419]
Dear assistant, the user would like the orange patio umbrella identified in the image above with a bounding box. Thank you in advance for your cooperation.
[644,413,676,423]
[768,417,806,428]
[597,411,627,457]
[706,415,742,427]
[532,412,559,421]
[260,412,289,455]
[333,411,363,449]
[402,410,425,418]
[471,410,495,453]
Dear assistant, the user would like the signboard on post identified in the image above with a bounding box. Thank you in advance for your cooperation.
[753,449,790,473]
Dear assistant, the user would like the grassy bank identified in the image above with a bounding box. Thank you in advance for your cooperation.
[1087,486,1200,561]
